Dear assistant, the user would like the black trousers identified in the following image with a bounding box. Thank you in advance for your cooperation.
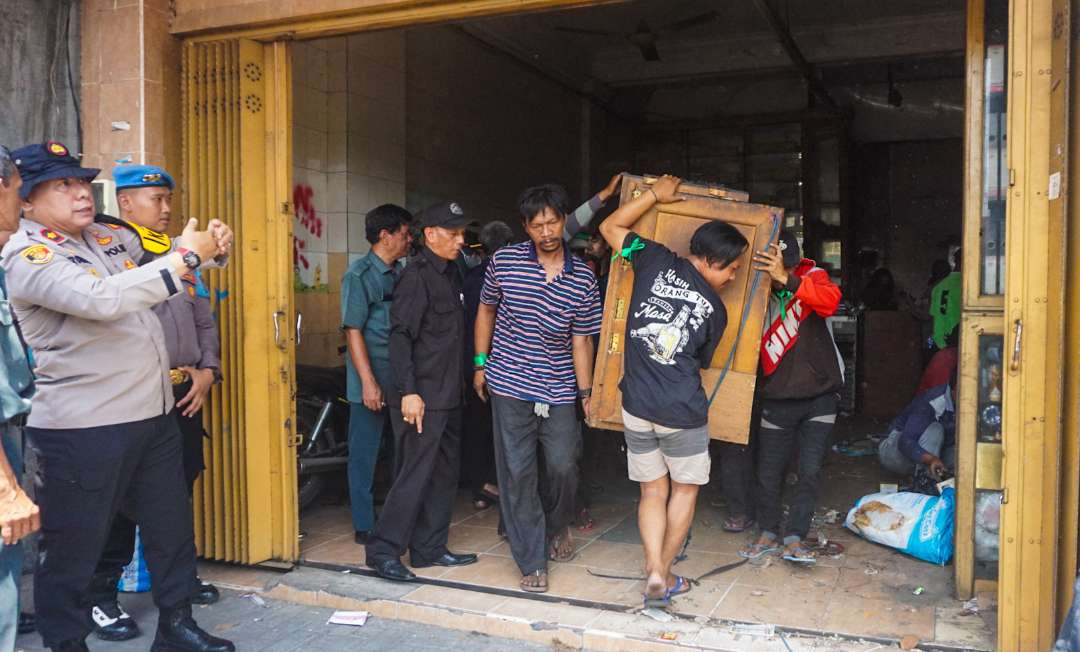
[755,393,837,542]
[88,383,207,607]
[27,414,198,647]
[715,394,762,519]
[366,407,461,565]
[490,393,579,576]
[461,386,496,495]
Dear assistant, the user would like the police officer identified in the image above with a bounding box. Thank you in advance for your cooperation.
[85,164,223,641]
[2,142,234,652]
[365,202,478,581]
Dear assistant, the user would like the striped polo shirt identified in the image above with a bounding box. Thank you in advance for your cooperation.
[480,241,602,405]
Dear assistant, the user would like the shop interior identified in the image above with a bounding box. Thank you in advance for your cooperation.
[288,0,999,647]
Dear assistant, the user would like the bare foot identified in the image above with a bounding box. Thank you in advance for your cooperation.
[548,526,575,562]
[644,571,666,600]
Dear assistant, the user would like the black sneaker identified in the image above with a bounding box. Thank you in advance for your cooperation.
[91,600,140,641]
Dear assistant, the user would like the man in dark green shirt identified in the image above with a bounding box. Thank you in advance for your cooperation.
[341,204,412,544]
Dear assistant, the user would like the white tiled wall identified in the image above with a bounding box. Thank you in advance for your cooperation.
[346,31,407,266]
[293,32,406,281]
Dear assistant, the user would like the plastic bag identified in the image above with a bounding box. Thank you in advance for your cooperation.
[845,487,955,565]
[117,527,152,593]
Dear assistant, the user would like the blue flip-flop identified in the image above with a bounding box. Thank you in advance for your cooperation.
[665,575,692,598]
[738,542,780,560]
[782,544,817,565]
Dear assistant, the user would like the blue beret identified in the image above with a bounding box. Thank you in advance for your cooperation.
[11,141,99,200]
[113,164,174,191]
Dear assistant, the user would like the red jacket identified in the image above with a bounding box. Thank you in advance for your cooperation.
[759,259,844,400]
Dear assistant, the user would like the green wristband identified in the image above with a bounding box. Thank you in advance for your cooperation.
[474,352,488,368]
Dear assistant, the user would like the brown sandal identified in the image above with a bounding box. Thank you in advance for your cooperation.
[520,569,548,593]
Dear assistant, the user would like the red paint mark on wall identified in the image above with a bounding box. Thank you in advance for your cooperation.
[293,183,324,270]
[294,184,323,237]
[293,236,309,269]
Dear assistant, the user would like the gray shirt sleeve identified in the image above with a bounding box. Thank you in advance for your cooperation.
[193,291,221,377]
[563,194,605,241]
[3,245,181,321]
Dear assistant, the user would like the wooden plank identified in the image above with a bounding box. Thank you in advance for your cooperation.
[588,174,781,443]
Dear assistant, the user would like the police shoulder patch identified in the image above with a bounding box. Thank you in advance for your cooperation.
[21,245,54,265]
[40,229,66,244]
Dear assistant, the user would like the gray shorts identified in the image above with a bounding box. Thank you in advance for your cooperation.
[622,409,711,485]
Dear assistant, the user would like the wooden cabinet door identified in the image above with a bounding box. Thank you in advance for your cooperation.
[589,175,781,444]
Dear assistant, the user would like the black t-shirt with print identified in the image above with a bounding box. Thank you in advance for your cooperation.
[618,232,727,429]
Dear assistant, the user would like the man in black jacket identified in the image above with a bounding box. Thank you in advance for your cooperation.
[365,202,478,581]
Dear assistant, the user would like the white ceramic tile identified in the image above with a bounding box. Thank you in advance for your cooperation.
[385,180,405,206]
[347,136,371,177]
[346,178,369,215]
[302,129,327,172]
[326,172,347,213]
[347,212,369,253]
[327,212,348,253]
[295,87,328,132]
[326,131,347,173]
[327,92,347,132]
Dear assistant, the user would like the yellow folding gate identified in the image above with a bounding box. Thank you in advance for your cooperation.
[182,38,298,564]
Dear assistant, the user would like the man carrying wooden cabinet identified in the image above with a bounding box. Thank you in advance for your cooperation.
[597,174,748,608]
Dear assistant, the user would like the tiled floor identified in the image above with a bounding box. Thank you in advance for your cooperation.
[298,433,996,650]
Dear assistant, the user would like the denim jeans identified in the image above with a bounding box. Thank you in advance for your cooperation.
[0,423,22,651]
[878,422,956,475]
[755,393,837,544]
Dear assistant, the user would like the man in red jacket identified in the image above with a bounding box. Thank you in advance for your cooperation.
[739,231,843,566]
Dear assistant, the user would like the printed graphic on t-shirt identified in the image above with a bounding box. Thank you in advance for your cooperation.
[629,268,715,365]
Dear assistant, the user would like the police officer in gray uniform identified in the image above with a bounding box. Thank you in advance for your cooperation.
[1,142,235,652]
[85,164,222,642]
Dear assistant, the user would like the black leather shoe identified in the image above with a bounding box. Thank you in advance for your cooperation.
[18,611,35,635]
[149,606,234,652]
[190,578,220,605]
[91,601,140,641]
[354,530,370,545]
[373,559,416,582]
[410,552,478,568]
[51,639,90,652]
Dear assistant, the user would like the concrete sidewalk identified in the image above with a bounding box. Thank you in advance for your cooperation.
[15,588,550,652]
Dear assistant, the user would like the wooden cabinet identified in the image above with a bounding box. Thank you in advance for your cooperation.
[588,175,782,444]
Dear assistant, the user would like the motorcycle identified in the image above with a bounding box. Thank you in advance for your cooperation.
[295,363,350,511]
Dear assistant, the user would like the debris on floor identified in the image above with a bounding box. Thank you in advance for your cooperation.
[640,607,674,623]
[961,597,980,615]
[899,634,921,650]
[912,586,925,596]
[241,593,267,607]
[327,610,370,627]
[731,622,776,638]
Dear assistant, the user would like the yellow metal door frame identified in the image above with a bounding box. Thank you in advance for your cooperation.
[998,0,1071,648]
[183,38,298,564]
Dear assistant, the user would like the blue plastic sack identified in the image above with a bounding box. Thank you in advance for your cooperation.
[845,487,955,565]
[117,527,152,593]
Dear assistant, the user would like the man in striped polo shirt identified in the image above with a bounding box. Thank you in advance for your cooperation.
[474,184,602,593]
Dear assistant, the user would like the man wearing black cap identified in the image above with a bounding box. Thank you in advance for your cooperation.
[365,202,478,581]
[0,142,234,652]
[739,232,843,567]
[84,163,225,642]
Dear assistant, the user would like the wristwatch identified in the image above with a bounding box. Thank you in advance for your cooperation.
[577,387,592,400]
[176,247,201,270]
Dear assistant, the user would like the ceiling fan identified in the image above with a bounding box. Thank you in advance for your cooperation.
[553,10,720,62]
